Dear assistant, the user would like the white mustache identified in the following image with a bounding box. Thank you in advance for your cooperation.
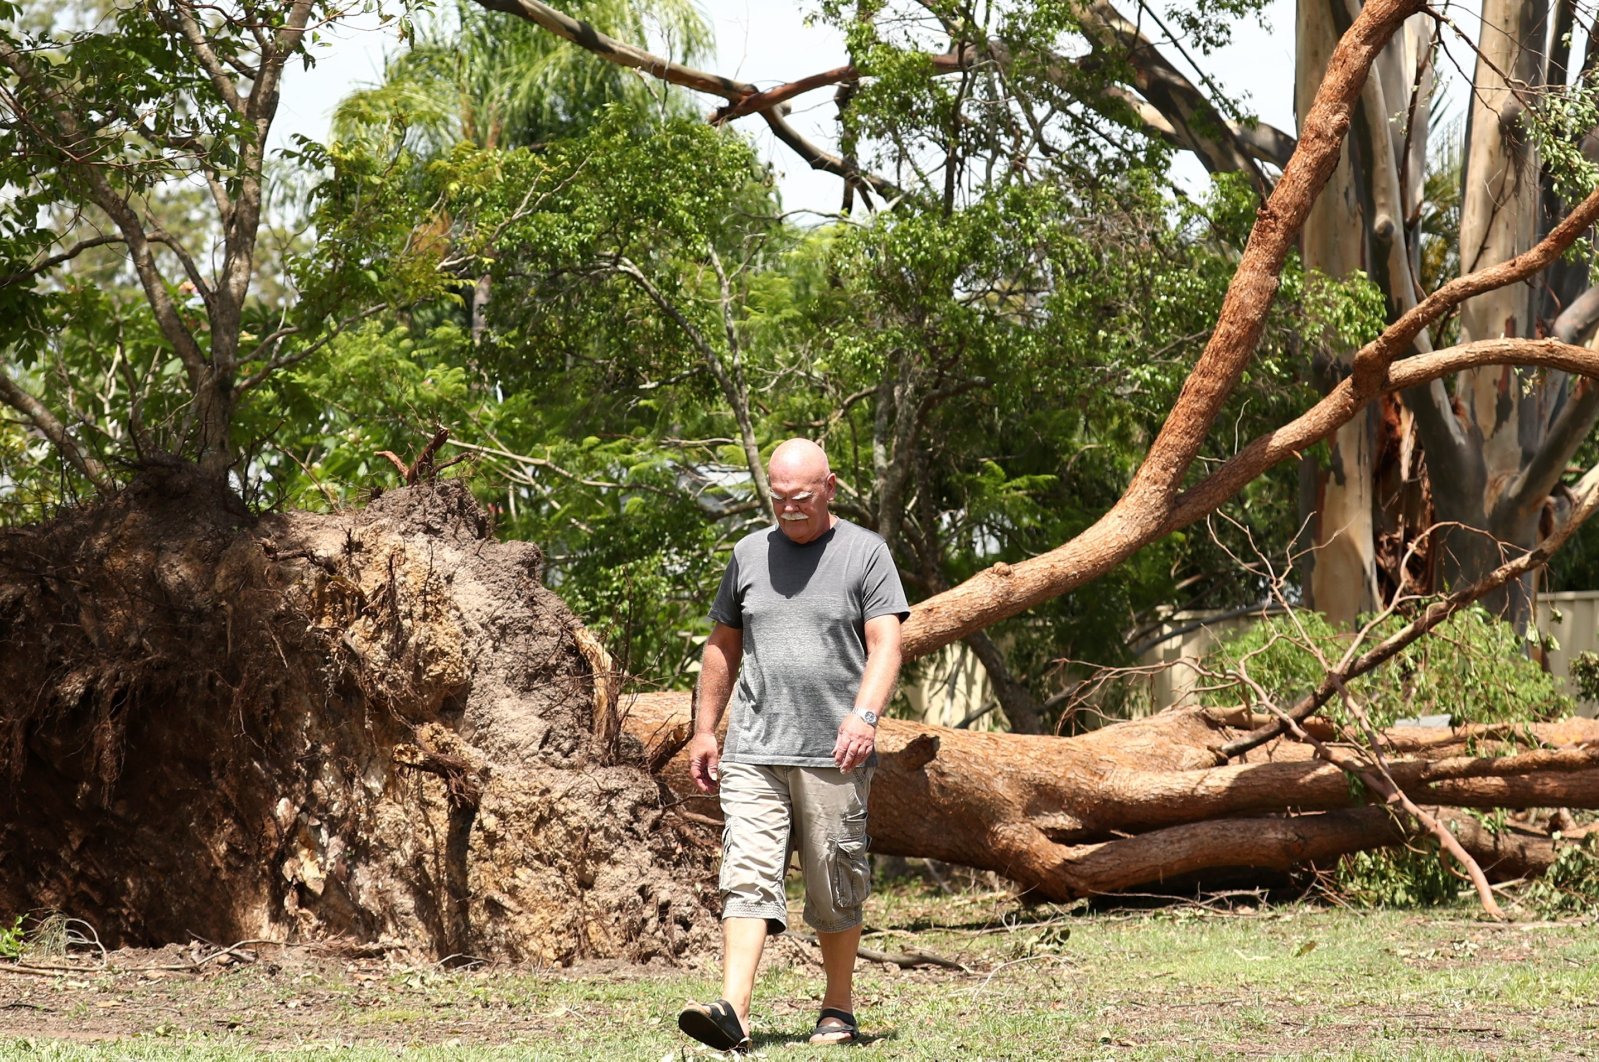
[779,513,808,521]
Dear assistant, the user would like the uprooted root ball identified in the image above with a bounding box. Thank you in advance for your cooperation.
[0,469,715,963]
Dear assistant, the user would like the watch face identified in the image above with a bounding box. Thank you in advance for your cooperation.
[857,709,878,725]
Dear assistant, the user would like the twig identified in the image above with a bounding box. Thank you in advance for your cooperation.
[672,809,722,829]
[791,932,969,971]
[964,953,1072,994]
[0,938,276,977]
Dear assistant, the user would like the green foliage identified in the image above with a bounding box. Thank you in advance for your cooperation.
[1527,75,1599,266]
[1209,605,1577,914]
[1521,833,1599,917]
[332,0,711,154]
[1161,0,1273,57]
[1204,605,1572,732]
[813,0,1255,205]
[243,320,476,509]
[1334,840,1461,908]
[0,915,24,960]
[0,2,448,511]
[248,110,775,676]
[261,111,1370,697]
[1571,651,1599,702]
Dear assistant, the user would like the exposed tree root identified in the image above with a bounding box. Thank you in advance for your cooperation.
[0,474,717,962]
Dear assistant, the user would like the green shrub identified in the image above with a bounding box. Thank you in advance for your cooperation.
[1569,651,1599,702]
[0,916,23,960]
[1335,841,1461,908]
[1202,604,1571,731]
[1520,834,1599,917]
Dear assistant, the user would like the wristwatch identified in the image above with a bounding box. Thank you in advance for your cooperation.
[852,707,879,726]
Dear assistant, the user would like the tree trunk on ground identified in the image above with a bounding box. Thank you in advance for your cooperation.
[623,692,1599,899]
[0,476,715,962]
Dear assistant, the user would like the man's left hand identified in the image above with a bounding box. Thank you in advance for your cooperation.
[833,713,876,772]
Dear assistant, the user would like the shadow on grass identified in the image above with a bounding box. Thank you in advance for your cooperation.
[746,1027,900,1051]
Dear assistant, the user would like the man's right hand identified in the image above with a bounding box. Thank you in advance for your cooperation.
[687,732,722,793]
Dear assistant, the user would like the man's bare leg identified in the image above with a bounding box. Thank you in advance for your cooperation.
[814,924,862,1039]
[720,916,768,1035]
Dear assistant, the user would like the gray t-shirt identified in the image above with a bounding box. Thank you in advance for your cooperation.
[710,518,910,767]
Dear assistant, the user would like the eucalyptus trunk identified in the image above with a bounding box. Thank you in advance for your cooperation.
[1433,0,1549,623]
[1296,1,1434,623]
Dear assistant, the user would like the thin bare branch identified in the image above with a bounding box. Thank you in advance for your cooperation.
[0,235,123,287]
[1219,457,1599,762]
[0,372,113,491]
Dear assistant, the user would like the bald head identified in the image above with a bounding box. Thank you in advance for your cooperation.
[768,438,836,544]
[769,438,830,482]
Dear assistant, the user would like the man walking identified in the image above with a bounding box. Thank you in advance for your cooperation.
[678,438,908,1051]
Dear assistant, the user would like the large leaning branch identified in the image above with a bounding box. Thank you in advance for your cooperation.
[1077,0,1272,191]
[898,112,1599,660]
[902,0,1428,658]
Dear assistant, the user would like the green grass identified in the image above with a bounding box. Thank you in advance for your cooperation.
[2,885,1597,1059]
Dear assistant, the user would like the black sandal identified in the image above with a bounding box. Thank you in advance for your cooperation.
[678,998,750,1052]
[809,1006,860,1045]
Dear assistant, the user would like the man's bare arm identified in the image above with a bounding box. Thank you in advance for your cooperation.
[855,614,903,715]
[688,623,743,791]
[834,614,902,770]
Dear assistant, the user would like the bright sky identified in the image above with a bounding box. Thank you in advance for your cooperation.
[270,0,1465,215]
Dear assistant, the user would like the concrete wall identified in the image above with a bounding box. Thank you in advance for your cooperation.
[902,643,999,730]
[1534,591,1599,714]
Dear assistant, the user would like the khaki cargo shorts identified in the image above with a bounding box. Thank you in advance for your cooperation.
[717,762,873,934]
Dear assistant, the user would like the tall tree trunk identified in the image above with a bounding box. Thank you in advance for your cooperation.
[1297,2,1436,622]
[1298,0,1380,625]
[1444,0,1550,621]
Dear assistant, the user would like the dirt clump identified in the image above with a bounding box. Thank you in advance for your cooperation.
[0,468,715,963]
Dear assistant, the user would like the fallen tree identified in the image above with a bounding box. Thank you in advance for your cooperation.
[626,461,1599,907]
[7,0,1599,960]
[627,696,1599,901]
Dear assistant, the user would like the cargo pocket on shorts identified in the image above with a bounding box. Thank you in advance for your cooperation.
[829,834,872,910]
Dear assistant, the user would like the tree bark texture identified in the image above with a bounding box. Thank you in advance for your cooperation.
[1437,0,1552,618]
[1295,0,1433,623]
[624,693,1599,899]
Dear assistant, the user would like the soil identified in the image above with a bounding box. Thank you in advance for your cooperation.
[0,470,717,965]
